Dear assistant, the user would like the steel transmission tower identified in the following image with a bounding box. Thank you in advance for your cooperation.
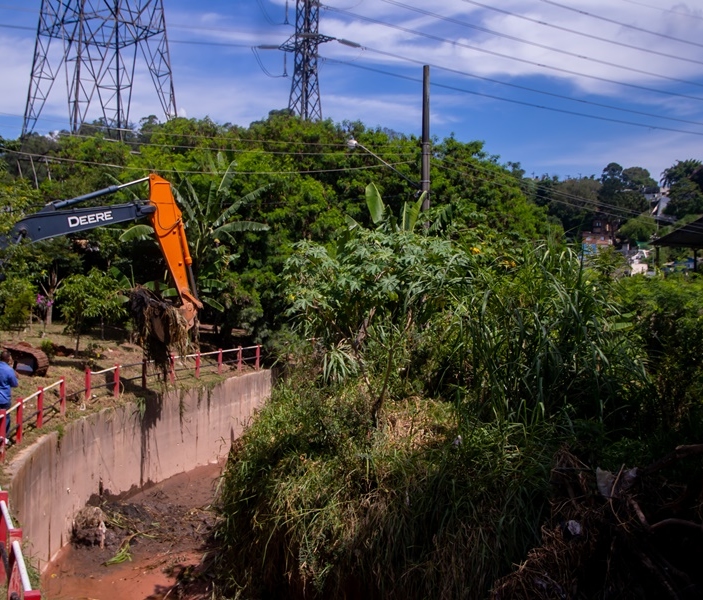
[280,0,332,120]
[23,0,177,137]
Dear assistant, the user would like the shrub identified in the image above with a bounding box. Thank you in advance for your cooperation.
[618,273,703,436]
[39,339,56,359]
[0,277,36,331]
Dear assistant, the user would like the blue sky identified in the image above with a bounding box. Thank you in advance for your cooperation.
[1,0,703,181]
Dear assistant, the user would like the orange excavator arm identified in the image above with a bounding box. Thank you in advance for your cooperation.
[2,173,202,330]
[147,174,203,329]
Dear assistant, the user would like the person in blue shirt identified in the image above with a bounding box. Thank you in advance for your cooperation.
[0,350,18,442]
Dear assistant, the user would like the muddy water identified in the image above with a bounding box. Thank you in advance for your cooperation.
[42,461,223,600]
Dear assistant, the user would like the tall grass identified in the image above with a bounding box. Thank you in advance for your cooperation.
[431,244,650,427]
[214,378,556,599]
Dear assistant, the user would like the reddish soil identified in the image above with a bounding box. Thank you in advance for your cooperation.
[42,461,223,600]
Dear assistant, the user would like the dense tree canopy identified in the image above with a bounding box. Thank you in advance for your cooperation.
[0,113,560,342]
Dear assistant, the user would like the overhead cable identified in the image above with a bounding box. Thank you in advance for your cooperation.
[539,0,703,50]
[457,0,703,67]
[323,56,703,137]
[380,0,703,89]
[618,0,703,23]
[321,5,703,104]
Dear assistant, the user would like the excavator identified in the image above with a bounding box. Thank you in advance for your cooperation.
[1,174,202,373]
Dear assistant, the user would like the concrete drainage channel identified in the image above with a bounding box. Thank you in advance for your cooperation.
[5,370,271,577]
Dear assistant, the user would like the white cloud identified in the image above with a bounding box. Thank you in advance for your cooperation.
[2,0,702,181]
[527,128,703,180]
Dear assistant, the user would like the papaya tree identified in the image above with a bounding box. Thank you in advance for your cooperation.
[283,225,472,423]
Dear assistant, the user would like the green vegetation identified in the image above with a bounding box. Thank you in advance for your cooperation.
[2,114,703,598]
[217,379,555,599]
[55,268,126,352]
[217,231,695,598]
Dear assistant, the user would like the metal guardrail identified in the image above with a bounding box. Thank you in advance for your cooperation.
[0,489,40,599]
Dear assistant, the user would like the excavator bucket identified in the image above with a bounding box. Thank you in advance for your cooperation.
[128,287,190,374]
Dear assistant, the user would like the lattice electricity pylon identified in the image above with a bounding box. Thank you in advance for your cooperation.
[280,0,333,121]
[23,0,177,138]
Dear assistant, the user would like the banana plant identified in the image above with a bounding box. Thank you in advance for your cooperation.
[346,182,426,234]
[119,159,269,312]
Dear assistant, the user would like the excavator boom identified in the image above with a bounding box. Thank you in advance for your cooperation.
[146,174,202,327]
[2,174,202,328]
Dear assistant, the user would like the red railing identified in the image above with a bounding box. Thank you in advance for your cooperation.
[0,343,263,599]
[0,489,41,599]
[82,345,261,402]
[0,344,262,459]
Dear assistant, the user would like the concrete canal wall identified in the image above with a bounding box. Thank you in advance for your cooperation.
[6,370,272,571]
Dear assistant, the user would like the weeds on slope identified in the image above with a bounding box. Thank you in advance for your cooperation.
[213,378,556,599]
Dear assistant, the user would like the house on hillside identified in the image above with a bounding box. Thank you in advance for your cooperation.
[643,186,677,227]
[581,215,617,255]
[652,214,703,274]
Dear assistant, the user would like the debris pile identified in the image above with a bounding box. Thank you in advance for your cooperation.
[72,506,109,548]
[492,445,703,599]
[127,286,191,376]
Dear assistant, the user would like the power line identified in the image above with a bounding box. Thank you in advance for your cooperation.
[5,8,702,112]
[539,0,703,50]
[380,0,703,89]
[5,0,701,70]
[5,6,703,143]
[3,39,702,140]
[7,39,703,142]
[256,0,288,26]
[71,133,419,157]
[7,140,690,233]
[0,23,33,31]
[357,51,703,129]
[325,42,703,129]
[4,144,649,225]
[323,56,703,138]
[0,122,666,221]
[618,0,703,23]
[5,38,702,138]
[2,127,668,203]
[434,157,654,223]
[251,47,288,78]
[457,0,703,68]
[1,110,391,148]
[321,5,703,104]
[0,21,270,48]
[4,147,414,178]
[5,19,701,127]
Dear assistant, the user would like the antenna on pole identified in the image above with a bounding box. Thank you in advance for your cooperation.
[23,0,177,140]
